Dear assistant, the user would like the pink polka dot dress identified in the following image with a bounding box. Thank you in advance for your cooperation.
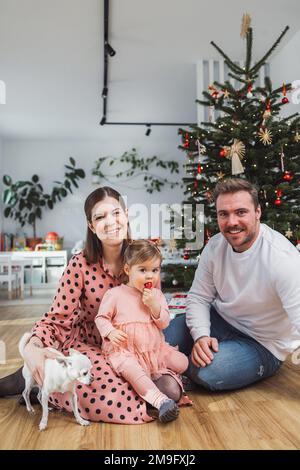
[31,252,153,424]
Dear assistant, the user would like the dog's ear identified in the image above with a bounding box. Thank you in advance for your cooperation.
[56,356,70,366]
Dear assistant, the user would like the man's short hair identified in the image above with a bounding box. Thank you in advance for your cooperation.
[213,178,259,209]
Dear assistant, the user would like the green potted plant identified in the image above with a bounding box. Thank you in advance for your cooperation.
[2,157,85,249]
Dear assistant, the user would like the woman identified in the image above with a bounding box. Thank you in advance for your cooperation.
[0,187,182,424]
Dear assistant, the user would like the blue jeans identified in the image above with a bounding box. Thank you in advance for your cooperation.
[164,307,282,391]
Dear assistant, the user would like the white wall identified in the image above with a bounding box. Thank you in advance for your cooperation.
[271,29,300,117]
[2,128,186,250]
[0,137,3,232]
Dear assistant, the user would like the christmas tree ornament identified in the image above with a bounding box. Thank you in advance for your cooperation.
[281,83,289,104]
[240,13,251,38]
[285,226,293,239]
[195,139,206,155]
[263,100,271,119]
[258,128,273,145]
[196,162,202,180]
[275,198,282,206]
[183,133,190,148]
[283,171,293,181]
[169,239,177,253]
[194,180,198,189]
[208,84,219,99]
[226,139,245,175]
[219,148,226,157]
[216,171,226,179]
[280,148,285,172]
[223,89,230,99]
[183,249,190,260]
[246,83,253,98]
[172,279,178,286]
[294,132,300,143]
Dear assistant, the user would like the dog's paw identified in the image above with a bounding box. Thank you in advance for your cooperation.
[27,407,35,414]
[78,418,90,426]
[39,421,47,431]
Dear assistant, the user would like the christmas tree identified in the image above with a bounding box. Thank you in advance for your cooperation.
[179,16,300,255]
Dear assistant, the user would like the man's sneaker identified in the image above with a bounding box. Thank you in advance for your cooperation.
[158,399,179,423]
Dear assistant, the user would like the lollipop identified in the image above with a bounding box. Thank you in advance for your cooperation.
[144,282,153,289]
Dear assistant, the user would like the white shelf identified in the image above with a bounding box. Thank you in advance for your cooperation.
[9,251,68,289]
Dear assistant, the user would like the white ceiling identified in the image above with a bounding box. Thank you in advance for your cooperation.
[0,0,299,139]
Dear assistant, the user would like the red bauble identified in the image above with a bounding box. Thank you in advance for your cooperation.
[282,97,289,104]
[275,198,282,206]
[183,254,190,260]
[283,171,293,181]
[219,149,226,157]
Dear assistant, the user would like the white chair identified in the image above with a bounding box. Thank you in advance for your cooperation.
[0,256,22,300]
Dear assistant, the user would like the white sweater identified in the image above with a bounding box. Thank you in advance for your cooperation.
[186,223,300,360]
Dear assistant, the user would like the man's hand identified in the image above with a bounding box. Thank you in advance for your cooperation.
[107,329,128,346]
[191,336,219,368]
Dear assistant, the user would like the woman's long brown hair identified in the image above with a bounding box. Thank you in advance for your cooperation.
[83,186,131,264]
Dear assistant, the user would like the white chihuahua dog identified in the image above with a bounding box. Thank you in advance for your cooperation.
[19,332,93,431]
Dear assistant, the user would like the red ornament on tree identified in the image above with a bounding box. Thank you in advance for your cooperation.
[219,148,226,157]
[275,198,282,206]
[283,171,293,181]
[183,132,190,148]
[282,83,289,104]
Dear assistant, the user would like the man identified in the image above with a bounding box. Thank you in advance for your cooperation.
[164,178,300,391]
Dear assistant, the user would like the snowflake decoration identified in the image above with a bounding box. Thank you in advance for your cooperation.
[285,229,293,239]
[294,132,300,143]
[258,128,273,146]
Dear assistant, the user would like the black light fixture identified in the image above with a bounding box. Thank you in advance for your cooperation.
[102,87,108,98]
[145,124,151,136]
[105,42,116,57]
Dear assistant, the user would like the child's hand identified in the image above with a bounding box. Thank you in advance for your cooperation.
[107,329,128,346]
[142,288,160,317]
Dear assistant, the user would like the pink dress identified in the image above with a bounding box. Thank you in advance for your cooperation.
[95,284,185,380]
[31,252,154,424]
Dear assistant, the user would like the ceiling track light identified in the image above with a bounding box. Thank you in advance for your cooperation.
[100,116,106,125]
[102,87,108,98]
[145,125,152,136]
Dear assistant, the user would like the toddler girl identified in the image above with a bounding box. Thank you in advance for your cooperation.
[95,239,189,423]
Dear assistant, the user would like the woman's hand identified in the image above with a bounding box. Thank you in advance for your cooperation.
[107,329,128,346]
[22,341,62,386]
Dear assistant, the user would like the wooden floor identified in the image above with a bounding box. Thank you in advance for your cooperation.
[0,305,300,450]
